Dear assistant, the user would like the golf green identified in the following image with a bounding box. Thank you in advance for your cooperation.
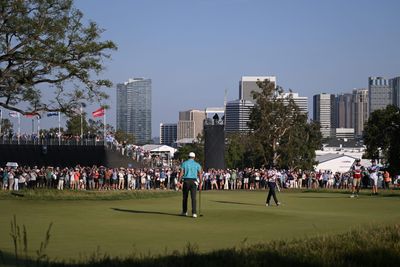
[0,190,399,261]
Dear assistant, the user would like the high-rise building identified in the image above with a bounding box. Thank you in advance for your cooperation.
[335,93,353,128]
[224,99,255,133]
[160,123,177,146]
[116,78,152,145]
[352,89,368,137]
[239,76,276,102]
[278,92,308,115]
[391,76,400,108]
[313,93,335,138]
[368,77,392,114]
[177,109,206,140]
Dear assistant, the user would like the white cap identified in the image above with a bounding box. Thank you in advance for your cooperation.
[189,152,195,158]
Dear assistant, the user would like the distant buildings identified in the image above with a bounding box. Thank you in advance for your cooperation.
[177,109,206,141]
[279,92,308,115]
[352,88,368,137]
[239,76,276,102]
[159,123,177,146]
[116,78,152,145]
[335,93,353,129]
[391,77,400,108]
[313,93,335,138]
[224,99,254,133]
[368,77,392,114]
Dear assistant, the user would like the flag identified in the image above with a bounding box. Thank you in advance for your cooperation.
[47,112,59,117]
[9,111,19,118]
[92,107,105,118]
[24,112,39,118]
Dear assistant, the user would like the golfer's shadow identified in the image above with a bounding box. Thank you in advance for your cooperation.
[111,208,182,217]
[211,200,261,206]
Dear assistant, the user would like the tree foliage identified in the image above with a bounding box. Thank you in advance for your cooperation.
[65,113,88,136]
[240,79,322,169]
[364,105,400,174]
[114,129,135,144]
[225,133,262,169]
[0,0,117,117]
[0,118,12,134]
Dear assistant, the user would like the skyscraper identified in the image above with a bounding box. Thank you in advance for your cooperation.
[352,88,368,137]
[116,78,152,145]
[391,76,400,108]
[278,92,308,115]
[313,93,335,138]
[239,76,276,102]
[335,93,353,128]
[177,109,206,141]
[368,77,392,114]
[224,99,255,133]
[160,123,177,146]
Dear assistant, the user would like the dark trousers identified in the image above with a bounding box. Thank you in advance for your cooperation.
[266,182,279,205]
[182,179,197,214]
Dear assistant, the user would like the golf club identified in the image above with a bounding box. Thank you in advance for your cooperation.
[199,179,203,217]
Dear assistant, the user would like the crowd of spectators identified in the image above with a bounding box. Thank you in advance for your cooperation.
[1,165,399,192]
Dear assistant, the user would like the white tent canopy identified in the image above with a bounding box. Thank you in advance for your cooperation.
[315,153,357,173]
[141,144,176,158]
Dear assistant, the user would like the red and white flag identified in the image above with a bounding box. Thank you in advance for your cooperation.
[92,107,105,118]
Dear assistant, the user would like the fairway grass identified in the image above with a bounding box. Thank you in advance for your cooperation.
[0,190,399,262]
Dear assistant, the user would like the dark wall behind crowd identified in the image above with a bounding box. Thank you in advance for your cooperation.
[0,145,137,168]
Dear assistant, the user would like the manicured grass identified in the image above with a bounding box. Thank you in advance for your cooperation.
[0,189,180,200]
[0,190,399,263]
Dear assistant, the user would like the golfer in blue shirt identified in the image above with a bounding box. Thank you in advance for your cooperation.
[179,152,202,218]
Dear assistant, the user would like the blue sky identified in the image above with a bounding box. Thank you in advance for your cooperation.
[10,0,400,136]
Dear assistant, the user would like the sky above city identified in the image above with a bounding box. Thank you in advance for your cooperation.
[9,0,400,137]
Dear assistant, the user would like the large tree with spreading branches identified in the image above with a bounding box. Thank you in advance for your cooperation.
[246,79,321,169]
[0,0,117,117]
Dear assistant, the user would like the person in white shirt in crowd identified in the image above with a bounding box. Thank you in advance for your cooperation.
[224,170,230,190]
[368,160,380,195]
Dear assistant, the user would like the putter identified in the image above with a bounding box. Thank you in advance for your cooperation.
[199,180,204,217]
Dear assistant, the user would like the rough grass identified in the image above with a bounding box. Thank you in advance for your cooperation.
[1,224,400,266]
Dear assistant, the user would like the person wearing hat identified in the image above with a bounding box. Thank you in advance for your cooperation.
[350,158,364,198]
[179,152,202,218]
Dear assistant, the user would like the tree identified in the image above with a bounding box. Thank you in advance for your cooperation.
[65,113,88,136]
[88,118,114,138]
[364,105,400,174]
[0,0,117,117]
[249,79,322,169]
[174,142,204,165]
[278,118,322,170]
[114,129,135,144]
[0,118,12,135]
[249,81,298,167]
[225,133,263,169]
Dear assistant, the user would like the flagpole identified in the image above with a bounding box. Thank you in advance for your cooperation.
[80,104,83,144]
[58,112,61,145]
[0,108,2,137]
[17,113,20,144]
[103,108,106,145]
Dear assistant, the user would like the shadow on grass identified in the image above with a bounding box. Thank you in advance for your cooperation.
[211,200,262,206]
[301,189,400,198]
[111,208,182,217]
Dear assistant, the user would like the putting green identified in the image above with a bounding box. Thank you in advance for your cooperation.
[0,190,399,261]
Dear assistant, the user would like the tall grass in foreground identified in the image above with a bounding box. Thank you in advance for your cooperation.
[1,217,399,267]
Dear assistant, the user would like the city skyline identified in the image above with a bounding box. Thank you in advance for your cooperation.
[2,0,400,137]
